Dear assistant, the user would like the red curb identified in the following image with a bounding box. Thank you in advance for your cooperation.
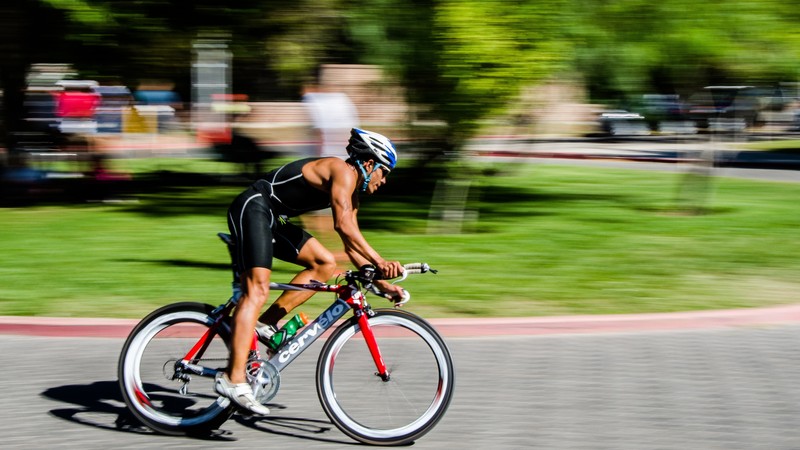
[0,317,137,338]
[2,304,800,338]
[430,304,800,337]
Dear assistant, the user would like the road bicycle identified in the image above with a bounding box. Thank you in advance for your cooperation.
[118,233,454,446]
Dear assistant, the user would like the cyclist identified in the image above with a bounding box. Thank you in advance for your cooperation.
[215,128,405,415]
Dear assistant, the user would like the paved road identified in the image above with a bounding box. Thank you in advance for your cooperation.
[4,323,800,449]
[466,137,800,183]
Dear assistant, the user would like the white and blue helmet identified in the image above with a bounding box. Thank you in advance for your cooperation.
[346,128,398,170]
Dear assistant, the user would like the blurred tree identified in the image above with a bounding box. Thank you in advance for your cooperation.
[5,0,800,157]
[571,0,800,104]
[263,0,356,93]
[349,0,571,153]
[35,0,356,99]
[41,0,266,96]
[0,1,68,152]
[0,0,354,151]
[348,0,573,231]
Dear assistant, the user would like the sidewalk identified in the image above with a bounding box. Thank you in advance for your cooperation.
[466,134,800,169]
[3,303,800,338]
[92,132,800,172]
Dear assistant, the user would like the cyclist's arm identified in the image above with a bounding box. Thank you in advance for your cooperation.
[329,171,381,265]
[329,164,402,279]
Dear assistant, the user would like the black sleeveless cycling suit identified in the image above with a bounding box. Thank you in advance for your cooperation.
[227,157,333,272]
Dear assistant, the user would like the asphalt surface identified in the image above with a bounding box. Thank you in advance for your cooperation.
[3,319,800,449]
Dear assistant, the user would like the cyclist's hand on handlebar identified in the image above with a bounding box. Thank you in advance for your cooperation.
[374,280,408,303]
[376,260,404,280]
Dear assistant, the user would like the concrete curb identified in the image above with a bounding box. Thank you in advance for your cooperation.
[2,303,800,338]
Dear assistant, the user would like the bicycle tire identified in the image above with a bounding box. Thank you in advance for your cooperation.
[316,309,455,446]
[117,302,234,435]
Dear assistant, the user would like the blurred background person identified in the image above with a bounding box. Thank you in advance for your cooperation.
[302,83,359,158]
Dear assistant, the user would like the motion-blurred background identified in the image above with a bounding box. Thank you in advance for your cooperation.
[2,1,800,319]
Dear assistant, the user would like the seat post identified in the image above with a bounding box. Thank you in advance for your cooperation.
[217,232,241,293]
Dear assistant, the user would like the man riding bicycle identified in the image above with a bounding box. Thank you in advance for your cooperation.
[216,128,405,415]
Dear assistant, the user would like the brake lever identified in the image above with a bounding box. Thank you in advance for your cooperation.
[366,284,410,307]
[393,289,411,307]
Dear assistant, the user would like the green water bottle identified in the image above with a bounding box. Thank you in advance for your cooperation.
[266,312,309,350]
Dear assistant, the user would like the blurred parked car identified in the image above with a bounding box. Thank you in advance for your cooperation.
[687,86,761,130]
[134,88,181,132]
[642,94,685,125]
[94,85,133,134]
[598,110,650,136]
[23,86,61,135]
[640,94,696,134]
[55,80,101,134]
[642,94,685,120]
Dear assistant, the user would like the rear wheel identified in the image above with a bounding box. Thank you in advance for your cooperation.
[117,302,234,435]
[316,309,455,445]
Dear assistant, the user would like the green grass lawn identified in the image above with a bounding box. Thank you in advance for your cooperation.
[2,158,799,319]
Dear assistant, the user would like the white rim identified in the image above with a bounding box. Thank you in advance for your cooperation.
[121,310,230,427]
[320,314,451,440]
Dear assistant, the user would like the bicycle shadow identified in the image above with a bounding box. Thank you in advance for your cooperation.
[41,380,234,440]
[40,380,356,444]
[233,412,359,446]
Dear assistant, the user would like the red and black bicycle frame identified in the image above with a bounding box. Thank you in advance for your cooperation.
[178,282,389,380]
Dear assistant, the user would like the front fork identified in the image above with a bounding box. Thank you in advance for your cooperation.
[355,307,390,381]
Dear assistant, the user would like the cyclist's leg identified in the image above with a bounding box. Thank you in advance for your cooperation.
[229,267,271,384]
[223,188,274,415]
[258,223,337,325]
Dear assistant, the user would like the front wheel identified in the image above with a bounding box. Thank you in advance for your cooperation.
[117,302,234,435]
[316,309,455,446]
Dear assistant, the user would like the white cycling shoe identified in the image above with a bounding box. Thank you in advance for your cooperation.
[256,323,278,343]
[215,372,270,416]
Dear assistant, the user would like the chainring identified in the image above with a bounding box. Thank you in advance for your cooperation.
[246,358,281,404]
